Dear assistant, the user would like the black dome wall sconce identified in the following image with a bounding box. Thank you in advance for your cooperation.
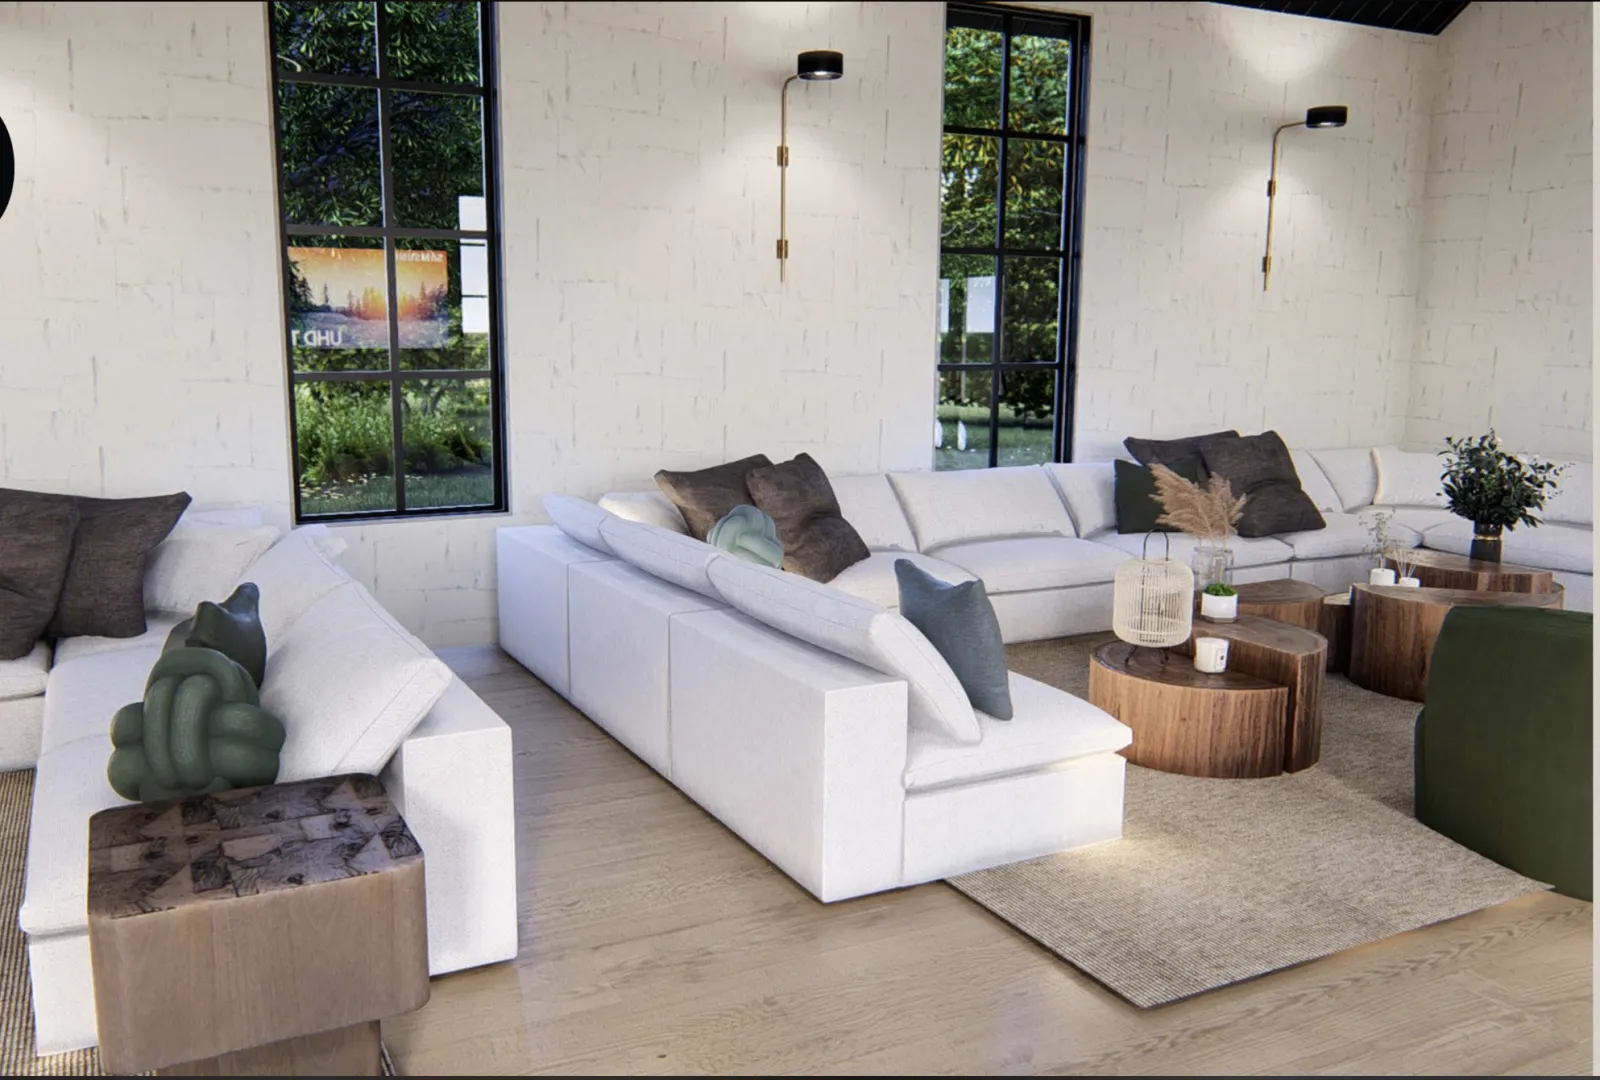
[776,49,844,282]
[1261,105,1347,291]
[0,114,14,222]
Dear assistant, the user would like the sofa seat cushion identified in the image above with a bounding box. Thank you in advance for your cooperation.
[19,734,132,938]
[888,466,1076,552]
[1278,513,1374,561]
[936,537,1129,594]
[41,644,162,755]
[0,641,50,702]
[828,552,975,609]
[904,672,1131,791]
[1422,519,1594,575]
[1091,530,1293,569]
[52,613,184,667]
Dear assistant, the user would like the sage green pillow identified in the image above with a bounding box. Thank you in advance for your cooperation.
[706,505,784,568]
[164,582,267,688]
[1114,456,1202,535]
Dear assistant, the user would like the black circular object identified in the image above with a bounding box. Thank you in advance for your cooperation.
[1305,105,1348,129]
[0,114,12,222]
[797,50,844,81]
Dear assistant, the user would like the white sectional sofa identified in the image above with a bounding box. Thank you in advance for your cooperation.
[1,519,518,1056]
[496,445,1591,903]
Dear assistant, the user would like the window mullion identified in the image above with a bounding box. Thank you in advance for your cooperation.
[991,16,1011,469]
[374,4,406,514]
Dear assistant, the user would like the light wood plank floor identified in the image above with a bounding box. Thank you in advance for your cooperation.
[383,646,1593,1076]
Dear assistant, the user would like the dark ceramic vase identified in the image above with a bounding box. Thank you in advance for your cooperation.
[1469,522,1503,563]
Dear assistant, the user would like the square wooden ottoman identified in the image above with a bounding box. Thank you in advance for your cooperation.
[88,774,429,1075]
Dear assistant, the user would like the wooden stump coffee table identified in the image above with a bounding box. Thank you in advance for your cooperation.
[1175,615,1327,772]
[88,774,430,1076]
[1231,579,1326,631]
[1348,583,1565,702]
[1385,549,1555,594]
[1318,591,1352,674]
[1089,642,1288,778]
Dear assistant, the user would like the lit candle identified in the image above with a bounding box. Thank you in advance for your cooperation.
[1193,637,1229,674]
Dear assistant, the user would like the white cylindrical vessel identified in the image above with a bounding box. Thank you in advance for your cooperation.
[1398,575,1421,588]
[1199,592,1238,622]
[1193,637,1229,674]
[1369,567,1397,586]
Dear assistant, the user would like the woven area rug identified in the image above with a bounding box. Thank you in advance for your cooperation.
[947,632,1548,1009]
[0,769,399,1075]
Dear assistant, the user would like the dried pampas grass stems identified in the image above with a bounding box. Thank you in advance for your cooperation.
[1150,463,1246,544]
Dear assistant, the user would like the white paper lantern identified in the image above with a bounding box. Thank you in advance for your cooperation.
[1112,536,1195,649]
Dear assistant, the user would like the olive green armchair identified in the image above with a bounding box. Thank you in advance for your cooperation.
[1414,605,1592,900]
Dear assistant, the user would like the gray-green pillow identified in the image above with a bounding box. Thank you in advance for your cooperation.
[164,582,267,688]
[706,506,784,568]
[894,559,1012,721]
[1114,456,1203,534]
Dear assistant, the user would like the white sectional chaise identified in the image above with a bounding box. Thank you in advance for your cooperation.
[496,445,1591,903]
[1,520,518,1056]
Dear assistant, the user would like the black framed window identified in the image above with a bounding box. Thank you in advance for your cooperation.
[937,4,1090,470]
[269,1,506,520]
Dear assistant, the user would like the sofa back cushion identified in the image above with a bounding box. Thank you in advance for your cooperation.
[265,582,453,781]
[543,493,614,554]
[234,525,352,652]
[706,558,981,745]
[1290,449,1342,514]
[597,491,688,534]
[1044,462,1115,537]
[144,523,282,617]
[887,466,1076,552]
[1543,462,1593,527]
[1308,447,1379,511]
[599,515,726,600]
[1372,445,1447,508]
[828,474,917,551]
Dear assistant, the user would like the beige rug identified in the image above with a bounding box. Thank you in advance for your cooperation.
[947,633,1548,1008]
[0,769,398,1075]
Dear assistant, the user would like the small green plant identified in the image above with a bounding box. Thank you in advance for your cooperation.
[1203,582,1236,597]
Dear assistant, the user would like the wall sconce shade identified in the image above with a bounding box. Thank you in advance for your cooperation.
[0,115,12,222]
[777,50,846,281]
[797,50,844,80]
[1261,104,1350,291]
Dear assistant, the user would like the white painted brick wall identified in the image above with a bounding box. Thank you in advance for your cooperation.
[1406,1,1593,460]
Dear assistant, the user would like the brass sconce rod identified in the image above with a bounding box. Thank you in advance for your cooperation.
[777,74,798,283]
[1261,121,1300,293]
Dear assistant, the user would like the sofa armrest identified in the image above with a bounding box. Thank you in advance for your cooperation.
[382,677,518,974]
[668,609,909,902]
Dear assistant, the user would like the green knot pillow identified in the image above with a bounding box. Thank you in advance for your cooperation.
[107,646,285,802]
[164,582,267,687]
[706,505,784,568]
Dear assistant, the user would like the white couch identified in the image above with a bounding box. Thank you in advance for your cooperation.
[1,519,519,1056]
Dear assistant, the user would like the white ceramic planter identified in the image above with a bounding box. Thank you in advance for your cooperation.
[1199,592,1238,622]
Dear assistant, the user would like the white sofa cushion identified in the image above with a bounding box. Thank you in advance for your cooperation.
[264,583,453,781]
[888,466,1076,552]
[1543,462,1593,527]
[829,474,917,552]
[598,516,726,600]
[828,551,975,609]
[1277,512,1374,561]
[40,644,163,755]
[935,537,1129,594]
[235,525,353,651]
[143,523,283,616]
[904,672,1131,790]
[1422,519,1594,576]
[0,641,50,702]
[1044,462,1115,539]
[1290,450,1342,514]
[19,735,131,938]
[543,493,614,554]
[597,491,688,534]
[1092,531,1294,569]
[1372,446,1447,508]
[705,558,980,745]
[1380,507,1459,537]
[1309,448,1378,511]
[182,505,265,528]
[52,613,184,666]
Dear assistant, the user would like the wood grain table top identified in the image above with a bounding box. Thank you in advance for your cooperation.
[1092,641,1280,692]
[88,774,422,920]
[1350,582,1565,609]
[1231,579,1327,606]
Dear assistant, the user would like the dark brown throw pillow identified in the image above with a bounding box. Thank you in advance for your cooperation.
[654,455,773,540]
[746,454,870,582]
[1124,430,1240,479]
[0,490,80,659]
[1198,431,1325,538]
[48,491,191,639]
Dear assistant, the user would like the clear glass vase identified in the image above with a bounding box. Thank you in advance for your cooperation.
[1191,543,1235,592]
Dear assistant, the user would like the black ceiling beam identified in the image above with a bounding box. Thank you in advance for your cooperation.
[1211,0,1471,35]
